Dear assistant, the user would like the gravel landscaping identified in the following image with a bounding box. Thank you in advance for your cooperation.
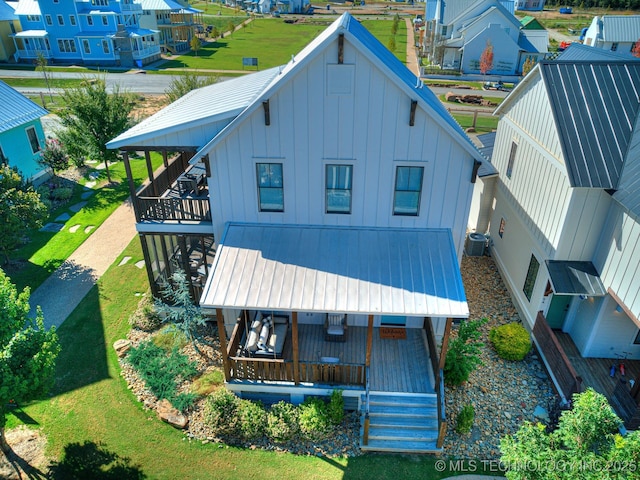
[120,255,555,459]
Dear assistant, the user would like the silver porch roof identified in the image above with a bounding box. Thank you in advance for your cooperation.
[200,224,469,317]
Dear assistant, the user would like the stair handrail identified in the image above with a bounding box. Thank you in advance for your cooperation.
[363,365,371,445]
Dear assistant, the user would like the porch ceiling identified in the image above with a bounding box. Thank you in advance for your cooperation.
[200,223,468,317]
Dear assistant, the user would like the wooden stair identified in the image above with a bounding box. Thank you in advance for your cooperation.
[360,393,442,454]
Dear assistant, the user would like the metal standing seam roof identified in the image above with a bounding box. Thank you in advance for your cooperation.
[0,0,17,21]
[559,42,640,61]
[106,67,281,149]
[0,80,47,135]
[475,132,498,177]
[545,260,606,296]
[601,15,640,44]
[200,224,469,317]
[540,61,640,189]
[139,0,186,10]
[13,0,39,16]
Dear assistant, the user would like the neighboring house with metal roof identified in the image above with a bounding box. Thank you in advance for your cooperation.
[108,12,484,454]
[514,0,545,11]
[559,41,640,61]
[0,79,49,184]
[477,59,640,424]
[11,0,161,67]
[0,0,19,61]
[422,0,547,74]
[139,0,202,54]
[583,15,640,57]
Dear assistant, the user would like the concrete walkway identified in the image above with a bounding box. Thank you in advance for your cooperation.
[29,199,137,329]
[405,18,420,77]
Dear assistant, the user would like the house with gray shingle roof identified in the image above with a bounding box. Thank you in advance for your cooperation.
[109,12,485,454]
[0,79,49,184]
[583,15,640,57]
[475,58,640,426]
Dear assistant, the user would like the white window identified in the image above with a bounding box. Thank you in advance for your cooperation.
[102,40,110,54]
[70,15,77,26]
[506,141,517,179]
[393,166,424,216]
[57,39,77,53]
[82,39,90,54]
[102,16,108,26]
[256,163,284,212]
[45,14,52,26]
[26,126,40,154]
[26,15,40,22]
[57,14,64,26]
[325,165,352,214]
[91,0,109,5]
[87,16,94,26]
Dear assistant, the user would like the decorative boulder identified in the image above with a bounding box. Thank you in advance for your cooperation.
[157,399,188,429]
[113,339,132,358]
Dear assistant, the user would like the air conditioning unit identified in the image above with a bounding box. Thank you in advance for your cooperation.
[465,232,486,256]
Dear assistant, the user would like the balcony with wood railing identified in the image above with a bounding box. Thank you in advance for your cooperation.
[129,152,211,224]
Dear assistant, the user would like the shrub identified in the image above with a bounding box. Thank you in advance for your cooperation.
[152,326,188,351]
[205,388,239,436]
[192,369,224,397]
[129,295,162,332]
[489,322,532,361]
[444,318,487,386]
[455,404,475,434]
[238,399,267,440]
[298,397,331,441]
[327,389,344,426]
[126,340,197,412]
[266,401,299,442]
[36,185,51,200]
[50,187,73,200]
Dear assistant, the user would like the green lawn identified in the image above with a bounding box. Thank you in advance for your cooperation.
[360,19,407,64]
[0,77,86,89]
[8,154,163,293]
[5,238,494,479]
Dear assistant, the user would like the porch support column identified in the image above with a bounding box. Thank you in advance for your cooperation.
[162,150,169,168]
[121,151,140,222]
[438,318,453,372]
[216,308,231,381]
[292,312,300,385]
[145,150,157,196]
[365,314,374,366]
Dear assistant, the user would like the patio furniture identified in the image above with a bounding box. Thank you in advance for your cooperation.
[177,163,206,195]
[243,312,289,358]
[325,313,347,342]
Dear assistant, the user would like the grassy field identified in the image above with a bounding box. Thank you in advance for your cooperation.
[361,19,407,64]
[7,154,163,293]
[4,238,499,479]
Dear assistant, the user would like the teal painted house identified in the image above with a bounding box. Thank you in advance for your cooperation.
[0,80,49,185]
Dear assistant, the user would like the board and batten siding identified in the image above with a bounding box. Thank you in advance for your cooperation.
[596,203,640,320]
[208,36,475,258]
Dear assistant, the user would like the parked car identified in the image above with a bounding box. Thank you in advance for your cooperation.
[483,81,506,91]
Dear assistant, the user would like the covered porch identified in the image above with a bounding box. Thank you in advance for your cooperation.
[200,223,468,450]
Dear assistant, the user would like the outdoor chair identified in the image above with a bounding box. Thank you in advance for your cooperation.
[324,313,347,342]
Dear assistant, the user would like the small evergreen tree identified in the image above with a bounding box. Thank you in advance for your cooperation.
[443,317,487,386]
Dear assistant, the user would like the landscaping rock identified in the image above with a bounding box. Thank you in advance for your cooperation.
[533,405,550,422]
[113,339,132,358]
[157,399,189,429]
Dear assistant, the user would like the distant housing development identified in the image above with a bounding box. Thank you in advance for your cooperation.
[8,0,201,66]
[582,15,640,57]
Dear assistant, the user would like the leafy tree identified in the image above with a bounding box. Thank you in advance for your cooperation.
[154,269,208,354]
[227,20,235,35]
[190,36,202,56]
[443,317,486,386]
[501,388,640,480]
[35,52,53,104]
[39,137,69,177]
[165,71,218,103]
[479,40,494,77]
[0,166,49,265]
[387,36,396,52]
[632,39,640,58]
[0,268,60,452]
[211,26,219,39]
[522,56,536,77]
[57,76,135,183]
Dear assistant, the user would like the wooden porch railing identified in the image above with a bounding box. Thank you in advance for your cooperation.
[299,361,365,386]
[229,356,294,382]
[532,312,582,401]
[138,152,189,198]
[136,196,211,222]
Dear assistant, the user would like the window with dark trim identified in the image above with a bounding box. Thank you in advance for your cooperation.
[326,164,352,214]
[634,329,640,345]
[70,15,77,26]
[499,217,506,238]
[523,254,540,302]
[102,40,110,54]
[45,14,52,26]
[26,127,40,154]
[506,141,517,179]
[393,166,424,216]
[57,14,64,25]
[87,16,94,26]
[256,163,284,212]
[83,39,90,54]
[611,42,618,51]
[0,145,7,165]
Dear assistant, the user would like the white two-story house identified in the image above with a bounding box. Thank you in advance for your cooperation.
[109,13,484,453]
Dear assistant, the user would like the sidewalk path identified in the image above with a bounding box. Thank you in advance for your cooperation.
[405,18,420,77]
[29,199,137,329]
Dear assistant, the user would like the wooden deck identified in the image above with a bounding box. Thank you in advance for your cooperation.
[295,325,434,394]
[555,333,640,399]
